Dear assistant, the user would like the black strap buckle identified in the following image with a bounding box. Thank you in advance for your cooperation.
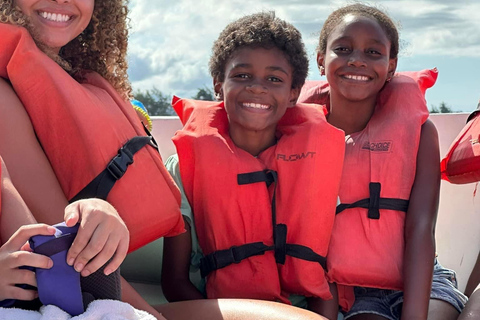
[107,147,134,180]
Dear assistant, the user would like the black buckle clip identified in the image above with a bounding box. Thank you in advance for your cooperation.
[215,246,242,270]
[107,147,134,180]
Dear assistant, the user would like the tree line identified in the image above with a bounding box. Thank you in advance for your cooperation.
[133,87,215,116]
[134,87,457,116]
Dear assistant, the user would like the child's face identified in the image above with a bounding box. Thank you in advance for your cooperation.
[318,14,397,104]
[215,47,298,137]
[14,0,94,53]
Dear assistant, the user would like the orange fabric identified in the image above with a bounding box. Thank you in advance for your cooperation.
[0,24,184,252]
[298,69,436,310]
[441,105,480,184]
[173,97,345,301]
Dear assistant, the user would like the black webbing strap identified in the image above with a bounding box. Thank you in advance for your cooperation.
[200,242,273,278]
[285,244,327,270]
[237,170,276,187]
[69,136,152,202]
[200,169,327,277]
[142,122,159,152]
[336,182,409,219]
[34,233,77,257]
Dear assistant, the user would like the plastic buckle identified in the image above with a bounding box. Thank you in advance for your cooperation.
[214,246,241,270]
[227,246,242,264]
[107,147,134,180]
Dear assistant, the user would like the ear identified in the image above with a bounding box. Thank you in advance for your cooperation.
[213,78,224,101]
[289,87,301,108]
[387,57,398,79]
[316,52,325,73]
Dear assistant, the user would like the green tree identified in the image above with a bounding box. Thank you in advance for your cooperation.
[430,101,454,113]
[192,86,215,101]
[133,87,173,116]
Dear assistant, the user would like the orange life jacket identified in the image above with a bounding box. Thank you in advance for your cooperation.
[172,97,345,302]
[441,100,480,184]
[0,24,184,252]
[298,69,436,310]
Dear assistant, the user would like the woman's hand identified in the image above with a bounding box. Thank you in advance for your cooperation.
[0,224,55,301]
[64,199,129,277]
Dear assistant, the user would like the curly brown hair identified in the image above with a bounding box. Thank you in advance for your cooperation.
[209,12,308,89]
[317,3,399,59]
[0,0,131,99]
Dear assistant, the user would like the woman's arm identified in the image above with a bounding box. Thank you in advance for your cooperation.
[0,78,128,276]
[401,119,439,320]
[0,157,55,301]
[0,157,36,240]
[0,78,68,225]
[156,299,327,320]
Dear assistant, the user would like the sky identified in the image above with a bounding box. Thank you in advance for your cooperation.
[127,0,480,112]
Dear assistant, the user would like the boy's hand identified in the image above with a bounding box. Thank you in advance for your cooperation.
[0,224,55,301]
[64,199,129,277]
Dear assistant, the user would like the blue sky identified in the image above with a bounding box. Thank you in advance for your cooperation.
[127,0,480,112]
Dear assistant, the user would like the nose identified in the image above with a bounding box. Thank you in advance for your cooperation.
[348,50,367,68]
[246,81,267,94]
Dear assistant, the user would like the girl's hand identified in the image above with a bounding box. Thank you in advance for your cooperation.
[64,199,129,277]
[0,224,55,301]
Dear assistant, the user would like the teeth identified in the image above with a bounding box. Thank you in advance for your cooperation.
[345,74,369,81]
[40,11,70,22]
[243,102,269,110]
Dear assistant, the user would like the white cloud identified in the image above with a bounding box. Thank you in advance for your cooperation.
[127,0,480,101]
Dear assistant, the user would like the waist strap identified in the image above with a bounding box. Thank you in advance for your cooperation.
[200,170,327,277]
[336,182,409,219]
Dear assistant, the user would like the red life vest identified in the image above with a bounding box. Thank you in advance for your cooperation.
[441,100,480,184]
[0,24,184,252]
[172,97,345,302]
[298,69,436,310]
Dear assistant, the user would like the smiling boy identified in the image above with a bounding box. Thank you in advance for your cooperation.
[162,12,345,319]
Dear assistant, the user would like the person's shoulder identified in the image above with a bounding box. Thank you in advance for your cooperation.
[0,78,21,110]
[421,118,439,141]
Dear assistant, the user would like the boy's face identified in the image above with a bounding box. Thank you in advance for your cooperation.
[215,47,298,137]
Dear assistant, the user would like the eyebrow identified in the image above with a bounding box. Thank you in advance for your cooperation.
[332,36,388,47]
[231,63,290,76]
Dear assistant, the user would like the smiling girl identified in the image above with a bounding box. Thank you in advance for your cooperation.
[300,4,468,320]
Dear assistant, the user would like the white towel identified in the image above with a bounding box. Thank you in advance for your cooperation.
[0,300,157,320]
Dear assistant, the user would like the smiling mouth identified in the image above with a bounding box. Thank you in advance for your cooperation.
[39,11,72,23]
[342,74,371,81]
[242,102,270,110]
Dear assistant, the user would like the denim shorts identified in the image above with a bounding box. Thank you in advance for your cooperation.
[343,259,468,320]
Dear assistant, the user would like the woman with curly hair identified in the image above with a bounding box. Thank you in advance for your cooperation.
[0,0,187,317]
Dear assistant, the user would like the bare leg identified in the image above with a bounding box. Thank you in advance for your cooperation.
[155,299,327,320]
[465,252,480,297]
[427,299,459,320]
[348,314,389,320]
[458,286,480,320]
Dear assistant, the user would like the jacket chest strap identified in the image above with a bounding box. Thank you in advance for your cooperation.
[199,170,326,278]
[336,182,409,219]
[69,135,154,202]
